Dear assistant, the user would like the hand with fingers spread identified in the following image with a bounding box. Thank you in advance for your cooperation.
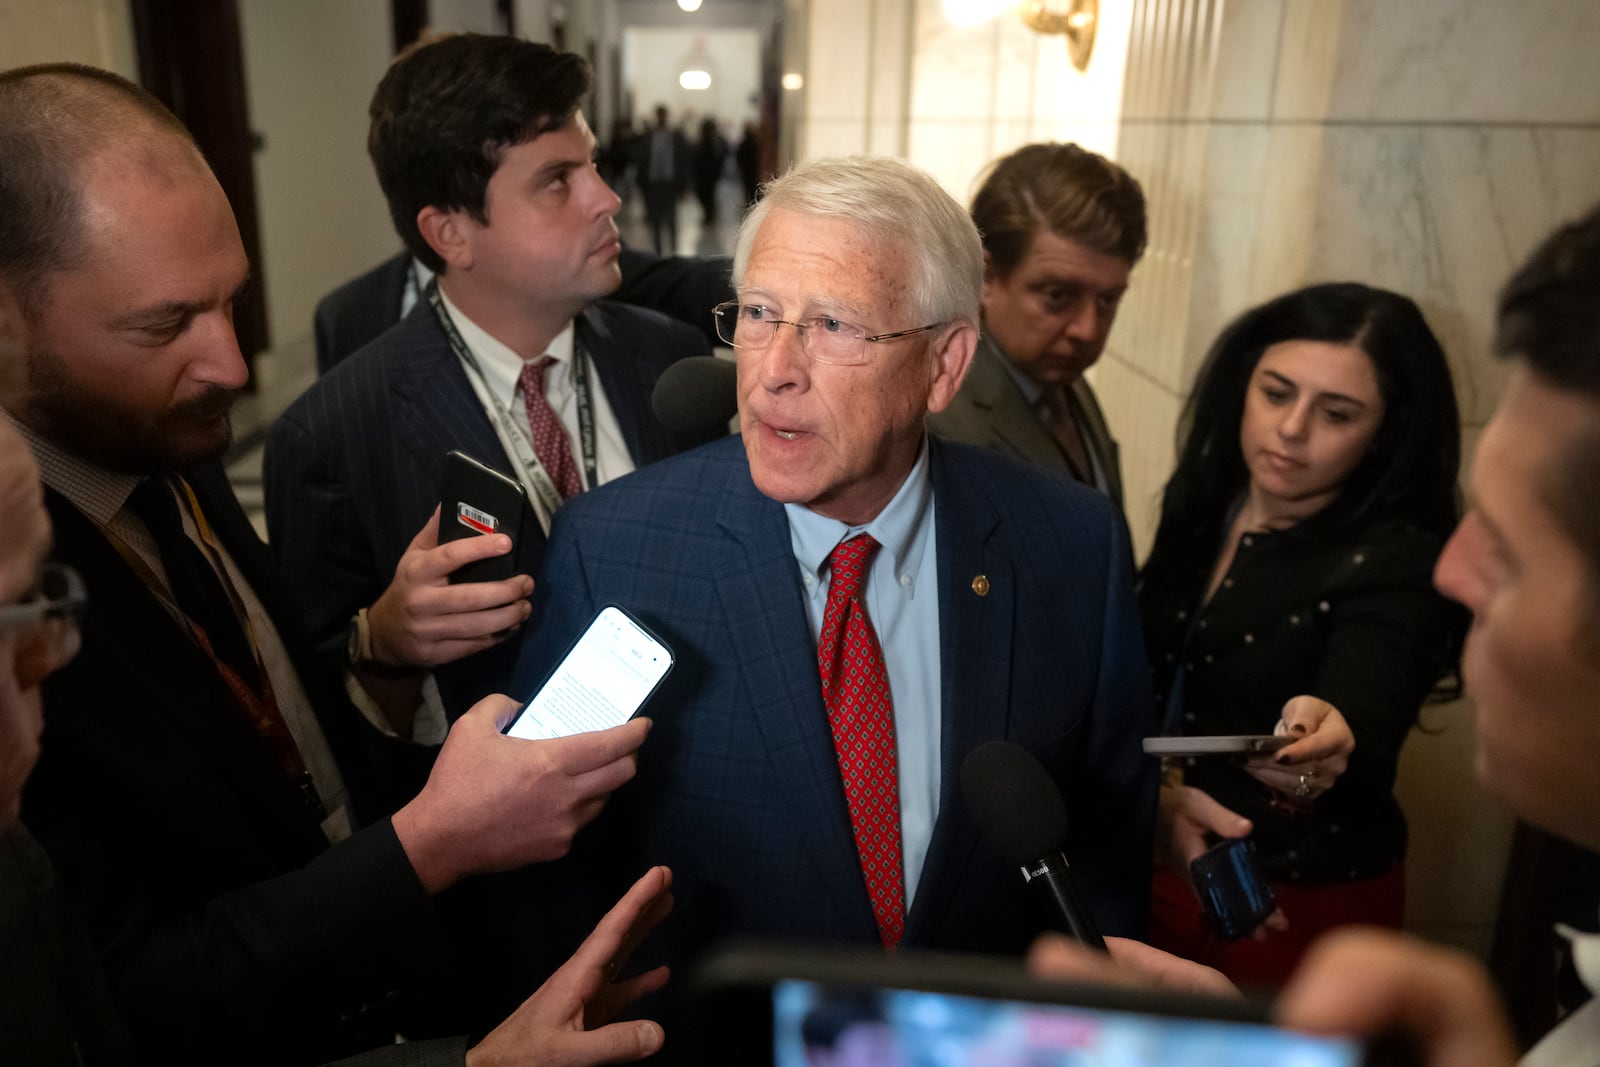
[1242,696,1354,801]
[366,507,535,670]
[391,696,650,894]
[467,866,675,1067]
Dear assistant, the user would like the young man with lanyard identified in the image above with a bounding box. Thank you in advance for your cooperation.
[264,34,720,729]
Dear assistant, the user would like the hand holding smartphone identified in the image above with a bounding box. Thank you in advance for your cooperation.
[504,605,674,741]
[438,450,526,585]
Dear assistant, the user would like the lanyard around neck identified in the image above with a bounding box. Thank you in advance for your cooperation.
[426,280,598,519]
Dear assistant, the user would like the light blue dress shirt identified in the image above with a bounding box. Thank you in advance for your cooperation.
[784,439,941,906]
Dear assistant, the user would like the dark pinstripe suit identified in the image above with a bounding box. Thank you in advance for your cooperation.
[263,299,719,720]
[508,435,1158,987]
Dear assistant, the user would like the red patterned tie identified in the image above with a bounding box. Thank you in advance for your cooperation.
[519,356,584,499]
[817,534,905,948]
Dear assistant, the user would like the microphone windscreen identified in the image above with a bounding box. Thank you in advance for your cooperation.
[652,355,737,434]
[960,740,1071,867]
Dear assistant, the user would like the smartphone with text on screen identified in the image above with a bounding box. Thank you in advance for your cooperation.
[502,605,673,741]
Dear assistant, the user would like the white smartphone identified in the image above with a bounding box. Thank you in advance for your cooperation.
[503,605,674,741]
[1142,735,1293,756]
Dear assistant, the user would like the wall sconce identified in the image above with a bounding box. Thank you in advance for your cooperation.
[1018,0,1097,72]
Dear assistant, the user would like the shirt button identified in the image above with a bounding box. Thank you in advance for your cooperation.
[1289,614,1300,625]
[1204,654,1214,663]
[1222,578,1234,589]
[1184,712,1196,723]
[1319,600,1331,613]
[1177,610,1187,621]
[898,574,912,587]
[1243,633,1254,644]
[1242,536,1254,548]
[1353,552,1366,564]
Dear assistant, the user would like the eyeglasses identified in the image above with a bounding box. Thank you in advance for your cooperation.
[0,563,87,633]
[711,301,946,366]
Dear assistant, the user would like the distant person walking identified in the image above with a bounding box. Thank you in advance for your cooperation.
[693,117,728,224]
[638,105,690,255]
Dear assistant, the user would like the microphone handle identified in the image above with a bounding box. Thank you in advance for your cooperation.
[1023,851,1108,951]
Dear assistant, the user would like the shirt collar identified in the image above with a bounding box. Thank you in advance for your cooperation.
[2,408,141,525]
[983,331,1045,407]
[785,436,934,586]
[436,282,576,408]
[1558,923,1600,996]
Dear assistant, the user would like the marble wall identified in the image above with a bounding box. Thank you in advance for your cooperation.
[789,0,1600,957]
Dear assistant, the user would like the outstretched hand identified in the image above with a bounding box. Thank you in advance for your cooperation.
[467,866,675,1067]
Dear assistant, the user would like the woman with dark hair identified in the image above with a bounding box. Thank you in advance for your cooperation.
[1141,282,1465,988]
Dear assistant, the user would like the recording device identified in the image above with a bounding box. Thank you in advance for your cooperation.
[1192,836,1278,941]
[502,605,673,741]
[652,355,737,434]
[1142,735,1293,756]
[960,740,1107,950]
[684,945,1380,1066]
[438,450,525,585]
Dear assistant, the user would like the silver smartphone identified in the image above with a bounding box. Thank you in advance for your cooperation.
[503,605,673,741]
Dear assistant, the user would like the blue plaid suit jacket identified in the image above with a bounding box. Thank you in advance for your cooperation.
[511,434,1157,973]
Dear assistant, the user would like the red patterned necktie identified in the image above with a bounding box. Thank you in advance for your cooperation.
[519,355,584,499]
[817,533,905,948]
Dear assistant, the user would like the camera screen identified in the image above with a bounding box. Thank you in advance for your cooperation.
[774,979,1361,1067]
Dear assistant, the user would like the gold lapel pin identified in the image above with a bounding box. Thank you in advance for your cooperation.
[971,574,990,597]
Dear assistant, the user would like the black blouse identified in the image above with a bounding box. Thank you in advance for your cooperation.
[1140,517,1456,883]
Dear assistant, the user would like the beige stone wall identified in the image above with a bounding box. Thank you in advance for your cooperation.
[0,0,135,73]
[789,0,1600,957]
[1097,0,1600,955]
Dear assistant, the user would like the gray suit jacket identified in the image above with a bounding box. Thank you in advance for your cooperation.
[928,334,1123,509]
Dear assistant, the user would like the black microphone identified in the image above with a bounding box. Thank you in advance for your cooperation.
[960,739,1108,950]
[652,356,737,435]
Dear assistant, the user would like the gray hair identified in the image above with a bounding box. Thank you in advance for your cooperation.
[732,156,983,326]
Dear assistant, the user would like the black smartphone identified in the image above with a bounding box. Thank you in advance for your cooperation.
[501,605,674,740]
[1191,836,1278,941]
[685,944,1380,1065]
[438,450,526,585]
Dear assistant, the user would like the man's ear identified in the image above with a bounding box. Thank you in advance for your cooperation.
[416,206,473,272]
[926,319,978,415]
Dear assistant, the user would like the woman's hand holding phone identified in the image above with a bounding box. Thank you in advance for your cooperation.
[1243,696,1354,801]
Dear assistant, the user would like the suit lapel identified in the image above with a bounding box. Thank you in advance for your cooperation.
[968,338,1068,470]
[43,490,306,807]
[904,440,1014,942]
[385,310,546,566]
[580,305,661,466]
[711,469,879,937]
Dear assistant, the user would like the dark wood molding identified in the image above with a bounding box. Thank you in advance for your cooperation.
[130,0,270,373]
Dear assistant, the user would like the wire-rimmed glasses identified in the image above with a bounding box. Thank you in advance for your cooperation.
[711,301,946,366]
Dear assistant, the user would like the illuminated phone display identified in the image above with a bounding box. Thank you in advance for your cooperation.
[504,605,673,741]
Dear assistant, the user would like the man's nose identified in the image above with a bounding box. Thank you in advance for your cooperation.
[753,322,809,390]
[196,314,249,390]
